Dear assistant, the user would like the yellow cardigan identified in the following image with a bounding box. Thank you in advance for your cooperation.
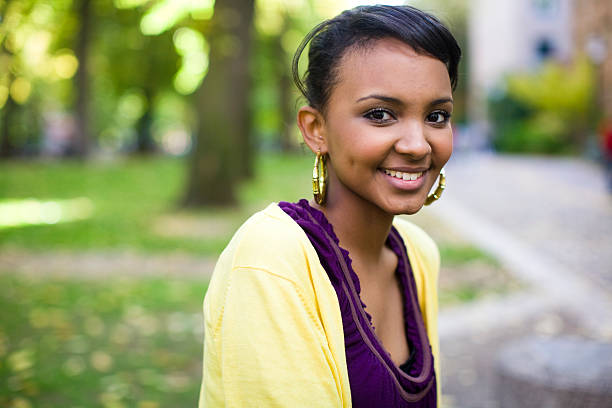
[199,203,440,407]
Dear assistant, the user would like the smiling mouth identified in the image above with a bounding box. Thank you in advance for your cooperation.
[382,169,424,181]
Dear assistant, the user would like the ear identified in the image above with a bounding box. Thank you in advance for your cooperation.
[297,106,327,154]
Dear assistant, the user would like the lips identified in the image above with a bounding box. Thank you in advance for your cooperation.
[382,169,424,181]
[378,166,430,192]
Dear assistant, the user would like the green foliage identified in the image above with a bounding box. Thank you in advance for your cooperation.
[506,57,594,119]
[0,273,208,407]
[251,0,321,148]
[0,0,207,155]
[0,0,340,155]
[490,57,597,154]
[0,1,67,153]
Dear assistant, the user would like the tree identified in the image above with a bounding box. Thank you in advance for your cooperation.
[0,2,17,157]
[274,11,295,151]
[250,0,324,152]
[183,0,255,206]
[0,0,18,158]
[99,5,180,154]
[71,0,93,156]
[0,0,49,158]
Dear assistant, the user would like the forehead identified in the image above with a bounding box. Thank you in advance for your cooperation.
[329,38,452,105]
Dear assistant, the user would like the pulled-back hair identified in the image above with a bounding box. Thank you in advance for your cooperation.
[292,5,462,112]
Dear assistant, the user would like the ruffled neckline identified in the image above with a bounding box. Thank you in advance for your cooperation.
[279,199,431,374]
[279,199,436,403]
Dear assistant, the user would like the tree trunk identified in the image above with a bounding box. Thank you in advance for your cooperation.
[135,89,156,154]
[72,0,92,157]
[276,15,295,152]
[232,0,255,179]
[0,0,16,158]
[182,0,255,207]
[0,95,15,158]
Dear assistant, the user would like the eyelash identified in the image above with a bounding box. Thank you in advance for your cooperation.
[363,108,452,126]
[363,108,396,124]
[427,110,452,125]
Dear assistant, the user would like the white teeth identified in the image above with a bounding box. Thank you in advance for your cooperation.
[383,169,423,181]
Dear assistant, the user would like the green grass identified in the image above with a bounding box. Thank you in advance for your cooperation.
[0,153,312,255]
[0,273,208,408]
[439,244,499,266]
[440,285,481,306]
[0,152,503,270]
[438,245,519,307]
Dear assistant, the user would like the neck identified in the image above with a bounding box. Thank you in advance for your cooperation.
[311,180,394,270]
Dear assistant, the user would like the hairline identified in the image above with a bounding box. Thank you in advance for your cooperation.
[316,36,444,116]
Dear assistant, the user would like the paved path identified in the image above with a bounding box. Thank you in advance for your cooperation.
[444,153,612,292]
[0,249,215,280]
[421,153,612,408]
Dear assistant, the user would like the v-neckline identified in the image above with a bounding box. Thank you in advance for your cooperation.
[346,232,410,365]
[299,201,433,384]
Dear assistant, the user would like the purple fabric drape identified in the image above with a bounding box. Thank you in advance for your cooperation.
[279,199,437,407]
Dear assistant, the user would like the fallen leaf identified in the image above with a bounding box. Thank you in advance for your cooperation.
[10,397,32,408]
[91,351,113,372]
[63,356,86,376]
[8,349,34,372]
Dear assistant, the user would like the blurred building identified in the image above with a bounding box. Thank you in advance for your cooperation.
[468,0,612,122]
[572,0,612,120]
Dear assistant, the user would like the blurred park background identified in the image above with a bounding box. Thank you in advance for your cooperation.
[0,0,611,407]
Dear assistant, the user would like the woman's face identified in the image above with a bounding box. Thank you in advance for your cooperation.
[320,38,454,215]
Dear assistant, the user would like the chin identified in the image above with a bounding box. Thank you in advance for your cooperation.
[395,205,424,216]
[399,205,424,216]
[384,198,426,216]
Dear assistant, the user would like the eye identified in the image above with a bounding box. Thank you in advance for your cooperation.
[364,108,396,124]
[426,110,451,125]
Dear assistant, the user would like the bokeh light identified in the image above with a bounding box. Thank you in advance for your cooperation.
[0,198,94,229]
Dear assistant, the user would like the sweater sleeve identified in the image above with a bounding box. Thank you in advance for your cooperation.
[200,265,345,408]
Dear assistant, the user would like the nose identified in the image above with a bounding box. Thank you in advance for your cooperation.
[393,121,431,160]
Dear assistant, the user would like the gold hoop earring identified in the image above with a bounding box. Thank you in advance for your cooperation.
[424,168,446,206]
[312,151,327,205]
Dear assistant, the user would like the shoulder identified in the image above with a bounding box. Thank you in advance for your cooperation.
[221,203,313,276]
[204,202,333,336]
[392,216,440,272]
[206,203,317,308]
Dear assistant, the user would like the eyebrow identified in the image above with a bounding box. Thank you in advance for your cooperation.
[356,94,454,106]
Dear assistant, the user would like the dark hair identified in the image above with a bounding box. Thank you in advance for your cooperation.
[292,5,462,112]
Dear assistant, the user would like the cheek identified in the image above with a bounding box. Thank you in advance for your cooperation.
[432,131,453,166]
[327,123,370,168]
[338,140,379,172]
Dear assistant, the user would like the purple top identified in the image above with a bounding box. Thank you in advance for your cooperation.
[279,200,437,407]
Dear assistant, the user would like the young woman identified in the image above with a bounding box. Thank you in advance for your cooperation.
[199,5,461,407]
